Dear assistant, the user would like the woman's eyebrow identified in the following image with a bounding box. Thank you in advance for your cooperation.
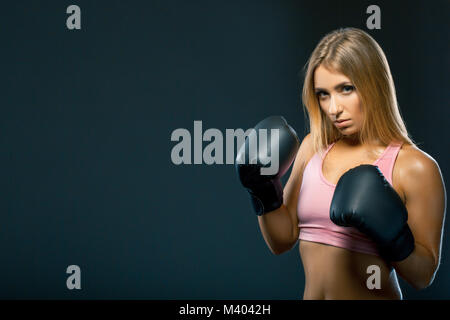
[314,81,352,91]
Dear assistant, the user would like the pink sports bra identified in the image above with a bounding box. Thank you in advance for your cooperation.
[297,141,403,256]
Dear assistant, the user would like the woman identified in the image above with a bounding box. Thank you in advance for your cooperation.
[253,28,446,299]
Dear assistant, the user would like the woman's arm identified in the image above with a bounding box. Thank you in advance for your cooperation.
[257,133,314,254]
[391,149,446,290]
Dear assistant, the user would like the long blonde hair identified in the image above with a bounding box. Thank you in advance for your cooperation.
[302,27,416,154]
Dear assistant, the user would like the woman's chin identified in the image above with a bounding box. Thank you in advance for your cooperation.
[340,129,355,135]
[335,123,360,139]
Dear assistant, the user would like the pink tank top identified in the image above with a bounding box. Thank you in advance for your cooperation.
[297,141,403,256]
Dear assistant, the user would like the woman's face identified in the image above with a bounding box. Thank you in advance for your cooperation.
[314,64,363,137]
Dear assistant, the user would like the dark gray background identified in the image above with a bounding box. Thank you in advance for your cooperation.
[1,0,448,299]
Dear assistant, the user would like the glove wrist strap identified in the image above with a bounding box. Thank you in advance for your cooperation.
[247,179,283,216]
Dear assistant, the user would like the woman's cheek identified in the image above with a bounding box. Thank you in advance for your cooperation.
[348,94,362,115]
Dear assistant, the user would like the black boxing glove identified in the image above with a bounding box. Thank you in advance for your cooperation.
[330,164,415,262]
[235,116,300,215]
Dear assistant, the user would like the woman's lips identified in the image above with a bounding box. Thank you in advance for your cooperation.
[335,119,351,128]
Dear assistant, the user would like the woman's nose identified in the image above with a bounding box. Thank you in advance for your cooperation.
[328,94,342,116]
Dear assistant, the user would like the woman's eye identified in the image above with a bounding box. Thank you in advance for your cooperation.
[342,85,354,93]
[316,91,328,99]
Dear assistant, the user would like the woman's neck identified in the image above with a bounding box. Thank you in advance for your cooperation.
[339,136,383,149]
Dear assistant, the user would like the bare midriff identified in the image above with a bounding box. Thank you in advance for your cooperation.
[299,240,403,300]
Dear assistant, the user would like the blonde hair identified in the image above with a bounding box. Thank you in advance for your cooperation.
[302,27,416,155]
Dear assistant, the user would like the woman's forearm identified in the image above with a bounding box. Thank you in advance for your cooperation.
[257,204,298,255]
[391,242,439,290]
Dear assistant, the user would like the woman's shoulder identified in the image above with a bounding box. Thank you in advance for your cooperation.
[397,143,439,171]
[289,133,316,179]
[395,143,443,201]
[296,132,316,163]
